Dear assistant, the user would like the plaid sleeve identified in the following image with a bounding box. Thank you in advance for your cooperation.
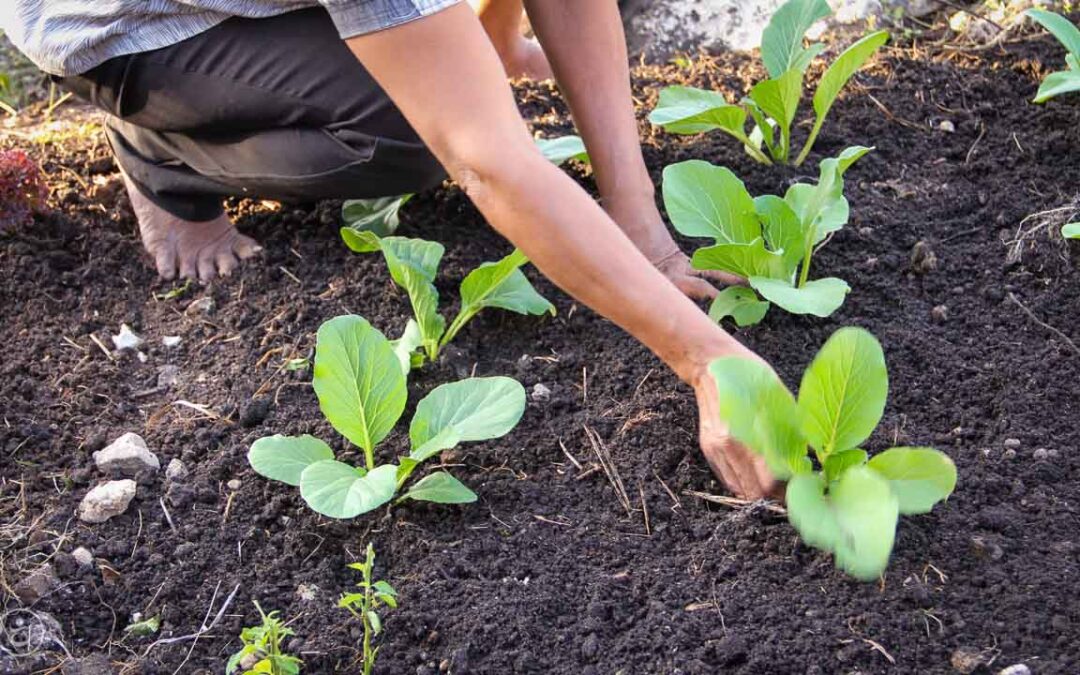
[321,0,462,39]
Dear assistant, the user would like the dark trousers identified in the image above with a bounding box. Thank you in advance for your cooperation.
[60,8,446,222]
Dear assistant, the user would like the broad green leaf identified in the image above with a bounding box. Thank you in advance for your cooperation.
[755,194,806,274]
[1068,53,1080,71]
[410,377,526,450]
[340,232,447,349]
[313,316,407,455]
[761,0,831,78]
[459,249,555,318]
[708,286,771,327]
[410,426,463,463]
[1064,223,1080,239]
[401,471,478,504]
[787,467,898,581]
[749,68,804,134]
[786,146,870,242]
[708,357,812,479]
[823,448,868,482]
[662,161,760,242]
[649,86,748,135]
[797,327,887,457]
[367,611,382,635]
[341,194,413,237]
[693,239,789,280]
[248,434,335,486]
[373,580,397,597]
[299,461,398,518]
[390,319,423,374]
[1034,70,1080,103]
[536,135,591,166]
[867,447,957,515]
[811,31,889,125]
[1026,9,1080,60]
[749,276,849,317]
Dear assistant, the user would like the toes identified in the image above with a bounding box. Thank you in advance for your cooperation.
[152,245,178,281]
[197,249,217,282]
[178,253,199,281]
[233,234,263,260]
[215,249,238,277]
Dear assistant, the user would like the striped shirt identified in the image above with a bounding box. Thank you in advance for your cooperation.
[0,0,460,76]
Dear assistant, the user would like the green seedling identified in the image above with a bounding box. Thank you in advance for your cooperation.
[226,601,302,675]
[649,0,888,166]
[122,615,160,638]
[339,544,398,675]
[1064,222,1080,239]
[663,146,870,324]
[341,135,589,236]
[1025,9,1080,103]
[339,233,554,369]
[709,327,957,580]
[249,315,526,519]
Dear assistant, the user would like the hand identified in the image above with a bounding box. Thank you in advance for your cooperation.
[651,246,746,301]
[690,347,778,500]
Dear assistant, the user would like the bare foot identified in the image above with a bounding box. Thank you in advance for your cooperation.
[122,174,261,282]
[496,35,554,81]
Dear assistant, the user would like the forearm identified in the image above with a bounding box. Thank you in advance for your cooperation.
[523,0,660,240]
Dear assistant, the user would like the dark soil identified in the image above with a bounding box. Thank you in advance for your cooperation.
[3,27,1080,675]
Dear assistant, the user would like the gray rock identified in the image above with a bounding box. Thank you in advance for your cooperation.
[162,335,182,348]
[13,564,59,605]
[78,480,137,523]
[931,305,949,323]
[1033,448,1049,461]
[110,324,143,351]
[531,383,552,402]
[186,296,215,315]
[71,547,94,568]
[227,479,242,491]
[1003,438,1021,449]
[93,433,160,477]
[998,666,1031,675]
[165,458,188,482]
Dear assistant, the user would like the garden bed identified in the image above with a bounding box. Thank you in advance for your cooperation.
[2,27,1079,675]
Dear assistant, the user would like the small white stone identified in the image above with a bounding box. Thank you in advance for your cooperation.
[137,351,148,363]
[78,480,137,523]
[227,479,242,490]
[94,433,160,476]
[111,324,143,351]
[531,383,552,402]
[72,547,94,568]
[1033,448,1050,461]
[185,296,215,315]
[162,336,182,348]
[165,458,188,482]
[998,665,1031,675]
[938,120,956,133]
[1003,438,1021,450]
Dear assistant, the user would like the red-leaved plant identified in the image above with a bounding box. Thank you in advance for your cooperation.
[0,149,47,231]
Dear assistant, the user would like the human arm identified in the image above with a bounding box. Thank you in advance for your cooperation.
[345,4,775,498]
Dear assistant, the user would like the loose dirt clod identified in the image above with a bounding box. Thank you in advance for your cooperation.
[911,240,939,274]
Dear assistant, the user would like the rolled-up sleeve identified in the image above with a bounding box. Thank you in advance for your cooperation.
[321,0,462,39]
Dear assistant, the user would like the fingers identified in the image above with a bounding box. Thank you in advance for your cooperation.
[675,275,720,301]
[694,268,747,287]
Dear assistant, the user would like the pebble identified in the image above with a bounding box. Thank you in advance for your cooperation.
[185,296,215,315]
[531,383,552,402]
[938,119,956,133]
[998,666,1031,675]
[1003,438,1021,449]
[951,648,988,674]
[157,364,181,388]
[162,336,182,348]
[165,458,188,482]
[931,305,949,323]
[71,547,94,568]
[13,564,59,605]
[227,479,242,490]
[78,480,137,523]
[970,535,1004,562]
[1033,448,1049,461]
[111,324,143,351]
[93,433,160,477]
[911,240,938,274]
[1002,448,1017,460]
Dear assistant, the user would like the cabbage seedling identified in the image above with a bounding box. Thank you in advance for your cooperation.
[339,544,397,675]
[339,232,554,369]
[226,601,302,675]
[249,315,526,519]
[649,0,888,166]
[1025,9,1080,103]
[341,135,589,236]
[663,146,870,324]
[709,327,957,580]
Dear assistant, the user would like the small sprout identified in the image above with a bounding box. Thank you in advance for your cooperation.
[339,544,398,675]
[0,149,47,231]
[649,0,888,166]
[249,315,527,519]
[1063,223,1080,240]
[122,615,160,638]
[337,236,554,369]
[1024,10,1080,104]
[663,147,870,324]
[710,327,957,580]
[284,357,310,372]
[154,279,193,301]
[225,601,302,675]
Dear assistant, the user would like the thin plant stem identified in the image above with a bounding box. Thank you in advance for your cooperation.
[794,116,825,167]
